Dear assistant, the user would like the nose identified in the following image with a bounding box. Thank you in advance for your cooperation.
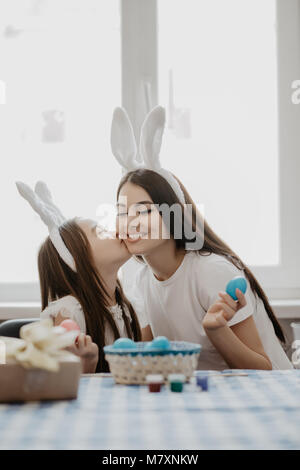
[127,216,140,233]
[116,215,140,238]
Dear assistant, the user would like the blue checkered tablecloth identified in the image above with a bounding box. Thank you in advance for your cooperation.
[1,369,300,450]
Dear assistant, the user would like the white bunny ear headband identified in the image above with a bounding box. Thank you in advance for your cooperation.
[16,181,76,272]
[111,105,185,204]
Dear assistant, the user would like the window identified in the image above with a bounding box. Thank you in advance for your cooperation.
[0,0,121,298]
[123,0,300,301]
[1,0,300,304]
[158,0,279,267]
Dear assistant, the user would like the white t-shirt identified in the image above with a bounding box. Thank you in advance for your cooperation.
[128,252,293,370]
[40,295,131,346]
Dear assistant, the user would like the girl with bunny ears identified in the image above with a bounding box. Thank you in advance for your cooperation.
[16,182,142,373]
[112,105,292,370]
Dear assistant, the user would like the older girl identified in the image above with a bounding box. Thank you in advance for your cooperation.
[112,105,292,370]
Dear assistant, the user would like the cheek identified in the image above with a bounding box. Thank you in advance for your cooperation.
[116,216,128,236]
[90,239,104,265]
[139,212,161,235]
[146,212,166,238]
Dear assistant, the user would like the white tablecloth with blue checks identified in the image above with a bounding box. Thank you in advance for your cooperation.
[1,369,300,450]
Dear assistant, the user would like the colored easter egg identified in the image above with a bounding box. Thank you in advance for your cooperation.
[225,277,247,301]
[150,336,171,350]
[112,338,137,349]
[60,319,80,343]
[60,319,80,332]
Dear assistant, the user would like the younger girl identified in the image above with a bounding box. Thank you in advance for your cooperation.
[16,181,141,373]
[112,105,292,370]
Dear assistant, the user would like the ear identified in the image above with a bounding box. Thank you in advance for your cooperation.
[34,181,66,224]
[110,107,139,171]
[139,105,166,171]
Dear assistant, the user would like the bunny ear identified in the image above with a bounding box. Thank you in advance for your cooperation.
[111,107,140,171]
[16,181,76,271]
[34,181,66,225]
[16,181,60,229]
[34,181,53,205]
[139,105,166,170]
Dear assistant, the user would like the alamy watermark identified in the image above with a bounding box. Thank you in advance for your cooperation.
[95,197,205,250]
[291,80,300,104]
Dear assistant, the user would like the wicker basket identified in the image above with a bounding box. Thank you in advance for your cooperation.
[104,341,201,384]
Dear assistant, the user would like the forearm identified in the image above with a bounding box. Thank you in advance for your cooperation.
[204,325,272,370]
[142,325,154,341]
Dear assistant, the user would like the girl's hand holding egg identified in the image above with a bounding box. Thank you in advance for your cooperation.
[65,333,99,373]
[60,319,99,373]
[202,277,247,331]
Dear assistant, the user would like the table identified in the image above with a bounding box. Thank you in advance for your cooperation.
[1,369,300,450]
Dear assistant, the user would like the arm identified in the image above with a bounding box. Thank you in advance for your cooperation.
[203,289,272,370]
[141,324,154,341]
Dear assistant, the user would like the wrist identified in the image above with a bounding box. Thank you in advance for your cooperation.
[204,324,230,337]
[81,356,98,373]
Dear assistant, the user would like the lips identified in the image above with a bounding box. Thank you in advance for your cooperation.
[125,233,148,243]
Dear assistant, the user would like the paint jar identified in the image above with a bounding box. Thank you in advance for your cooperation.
[196,375,209,391]
[146,374,164,392]
[168,373,186,392]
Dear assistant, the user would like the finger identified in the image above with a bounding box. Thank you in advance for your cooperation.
[85,335,92,346]
[236,289,247,309]
[214,302,236,319]
[216,311,228,327]
[65,344,76,354]
[76,333,86,351]
[208,303,223,314]
[218,291,238,310]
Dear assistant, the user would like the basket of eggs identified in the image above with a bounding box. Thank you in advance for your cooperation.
[104,336,201,384]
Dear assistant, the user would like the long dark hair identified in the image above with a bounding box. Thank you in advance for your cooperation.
[38,218,142,372]
[117,169,285,343]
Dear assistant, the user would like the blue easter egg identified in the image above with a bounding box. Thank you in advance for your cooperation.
[113,338,137,349]
[225,277,247,301]
[150,336,171,350]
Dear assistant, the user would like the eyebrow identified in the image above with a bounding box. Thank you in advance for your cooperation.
[116,200,153,208]
[134,201,153,206]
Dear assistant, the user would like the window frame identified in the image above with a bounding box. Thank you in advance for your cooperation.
[252,0,300,300]
[1,0,300,304]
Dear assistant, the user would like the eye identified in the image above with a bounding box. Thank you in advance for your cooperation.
[137,209,152,215]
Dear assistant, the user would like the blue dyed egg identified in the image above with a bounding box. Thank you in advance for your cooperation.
[226,277,247,301]
[149,336,171,350]
[112,338,137,349]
